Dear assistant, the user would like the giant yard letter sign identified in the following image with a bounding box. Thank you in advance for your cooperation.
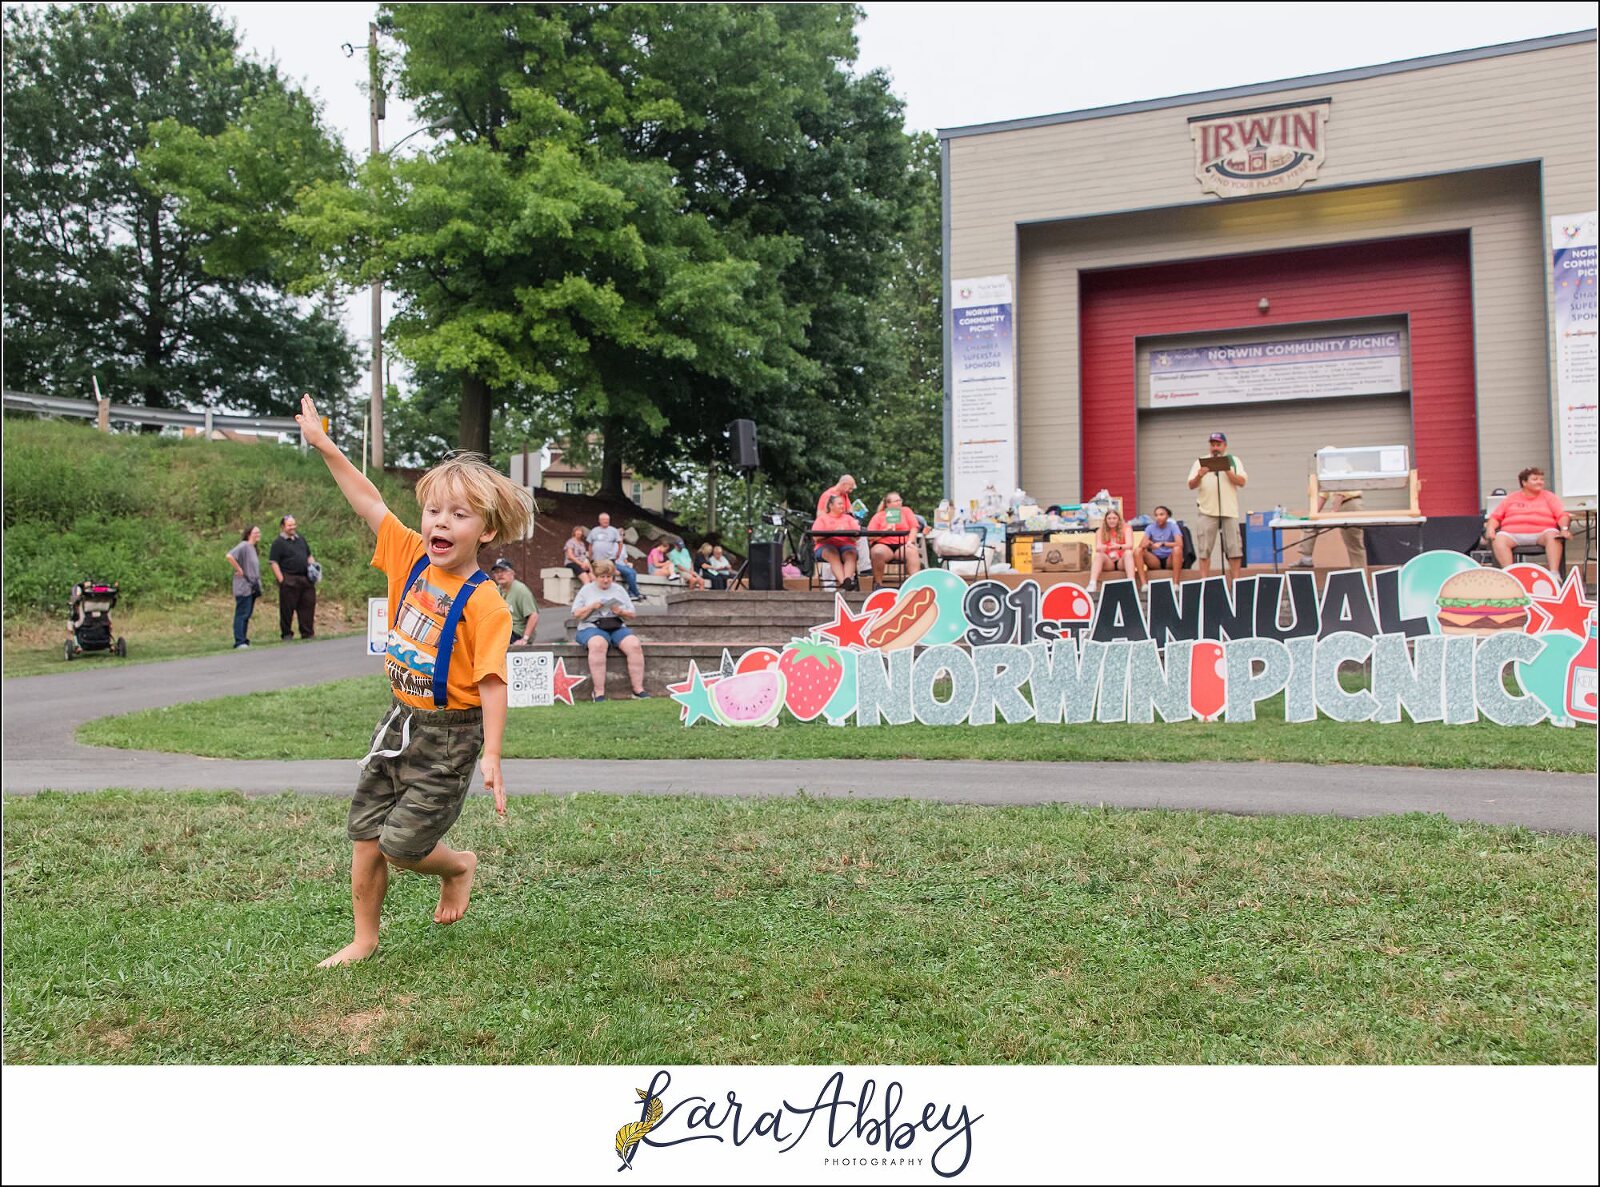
[674,558,1597,729]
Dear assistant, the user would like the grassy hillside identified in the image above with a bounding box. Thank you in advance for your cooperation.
[2,416,415,622]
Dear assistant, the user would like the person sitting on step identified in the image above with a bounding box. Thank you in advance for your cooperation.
[1087,508,1137,594]
[572,560,649,702]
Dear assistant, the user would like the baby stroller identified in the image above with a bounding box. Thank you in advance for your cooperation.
[66,579,126,660]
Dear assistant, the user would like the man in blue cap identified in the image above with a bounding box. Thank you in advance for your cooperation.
[1185,431,1248,583]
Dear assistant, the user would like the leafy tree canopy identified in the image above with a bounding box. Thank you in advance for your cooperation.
[295,3,922,506]
[2,2,358,413]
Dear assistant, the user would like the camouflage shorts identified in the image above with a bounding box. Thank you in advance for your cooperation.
[348,700,484,861]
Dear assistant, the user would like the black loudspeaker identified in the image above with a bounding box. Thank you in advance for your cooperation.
[730,419,759,470]
[747,542,784,590]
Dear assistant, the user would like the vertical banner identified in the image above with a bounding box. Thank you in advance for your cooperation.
[508,651,555,707]
[366,597,388,656]
[1550,212,1597,498]
[950,275,1017,513]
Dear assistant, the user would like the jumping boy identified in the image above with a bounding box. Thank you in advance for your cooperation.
[295,395,534,968]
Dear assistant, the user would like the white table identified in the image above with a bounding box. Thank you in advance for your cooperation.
[1267,515,1428,572]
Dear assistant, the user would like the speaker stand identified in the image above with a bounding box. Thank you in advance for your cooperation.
[729,466,757,591]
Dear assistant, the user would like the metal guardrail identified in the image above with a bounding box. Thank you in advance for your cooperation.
[2,389,303,436]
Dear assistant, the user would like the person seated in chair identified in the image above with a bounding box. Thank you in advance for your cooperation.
[812,493,862,591]
[867,491,922,587]
[1487,467,1570,572]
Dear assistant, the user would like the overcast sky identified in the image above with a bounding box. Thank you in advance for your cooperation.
[214,1,1596,369]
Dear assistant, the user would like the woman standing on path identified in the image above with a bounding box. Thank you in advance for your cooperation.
[226,526,263,649]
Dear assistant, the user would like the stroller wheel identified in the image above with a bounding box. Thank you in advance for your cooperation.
[115,637,127,658]
[65,640,77,661]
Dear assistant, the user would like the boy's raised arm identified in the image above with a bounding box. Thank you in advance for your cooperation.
[295,394,389,534]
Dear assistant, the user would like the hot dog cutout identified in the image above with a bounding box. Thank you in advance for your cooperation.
[865,586,939,651]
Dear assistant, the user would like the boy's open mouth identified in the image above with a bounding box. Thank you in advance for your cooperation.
[429,534,453,555]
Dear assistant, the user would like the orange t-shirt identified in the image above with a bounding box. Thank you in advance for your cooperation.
[372,512,510,710]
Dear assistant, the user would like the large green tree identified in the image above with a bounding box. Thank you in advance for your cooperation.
[856,131,943,512]
[1,3,357,412]
[296,3,916,503]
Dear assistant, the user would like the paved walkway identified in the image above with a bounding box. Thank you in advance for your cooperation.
[4,636,1595,835]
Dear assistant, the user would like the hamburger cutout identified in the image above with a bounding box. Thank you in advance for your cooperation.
[1436,568,1531,636]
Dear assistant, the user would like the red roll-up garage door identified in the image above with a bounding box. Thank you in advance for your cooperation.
[1079,233,1478,517]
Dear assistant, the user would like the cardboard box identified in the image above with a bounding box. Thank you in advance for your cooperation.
[1010,540,1034,574]
[1035,540,1089,572]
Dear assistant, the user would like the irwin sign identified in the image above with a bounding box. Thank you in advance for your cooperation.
[1189,100,1330,198]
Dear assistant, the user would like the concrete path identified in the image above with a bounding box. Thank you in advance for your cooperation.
[4,636,1595,835]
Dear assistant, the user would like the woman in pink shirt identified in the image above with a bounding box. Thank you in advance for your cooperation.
[1087,509,1137,593]
[1487,467,1571,572]
[867,491,922,586]
[811,494,862,591]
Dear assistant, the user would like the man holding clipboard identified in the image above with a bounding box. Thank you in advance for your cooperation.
[1186,431,1248,583]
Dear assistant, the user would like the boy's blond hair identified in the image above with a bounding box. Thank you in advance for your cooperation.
[591,559,616,578]
[414,453,534,546]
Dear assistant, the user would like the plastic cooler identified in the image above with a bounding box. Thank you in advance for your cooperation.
[1244,512,1275,565]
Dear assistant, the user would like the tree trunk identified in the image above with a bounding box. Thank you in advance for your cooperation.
[458,372,492,457]
[597,421,626,498]
[707,459,717,534]
[142,195,167,412]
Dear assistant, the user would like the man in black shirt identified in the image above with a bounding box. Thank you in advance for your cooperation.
[269,514,319,640]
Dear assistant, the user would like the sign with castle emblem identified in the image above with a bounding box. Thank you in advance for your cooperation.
[1190,100,1330,198]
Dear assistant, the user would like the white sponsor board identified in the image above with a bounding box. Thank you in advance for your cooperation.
[949,275,1017,512]
[1150,332,1403,408]
[366,597,388,656]
[508,650,555,707]
[1550,212,1598,498]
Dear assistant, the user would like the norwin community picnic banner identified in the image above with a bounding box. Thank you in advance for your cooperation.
[671,554,1597,729]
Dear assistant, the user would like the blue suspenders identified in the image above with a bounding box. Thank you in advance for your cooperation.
[397,556,489,708]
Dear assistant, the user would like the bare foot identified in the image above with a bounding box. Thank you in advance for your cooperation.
[434,851,477,924]
[317,939,378,968]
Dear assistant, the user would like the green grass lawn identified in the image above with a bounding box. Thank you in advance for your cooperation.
[3,595,363,679]
[3,791,1593,1064]
[78,674,1599,771]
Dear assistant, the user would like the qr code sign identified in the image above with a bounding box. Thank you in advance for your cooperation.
[508,651,555,707]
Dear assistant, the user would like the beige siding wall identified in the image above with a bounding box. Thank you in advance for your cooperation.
[1014,164,1544,499]
[950,38,1598,496]
[1136,395,1415,526]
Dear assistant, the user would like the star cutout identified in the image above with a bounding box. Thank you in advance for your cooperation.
[550,658,587,705]
[1529,570,1595,638]
[718,649,737,679]
[667,660,719,726]
[814,593,877,650]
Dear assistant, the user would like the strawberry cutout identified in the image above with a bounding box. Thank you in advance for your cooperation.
[778,639,847,721]
[735,648,781,674]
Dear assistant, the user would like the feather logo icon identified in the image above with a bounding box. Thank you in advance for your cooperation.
[614,1086,665,1171]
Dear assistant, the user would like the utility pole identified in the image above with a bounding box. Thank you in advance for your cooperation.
[367,21,385,471]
